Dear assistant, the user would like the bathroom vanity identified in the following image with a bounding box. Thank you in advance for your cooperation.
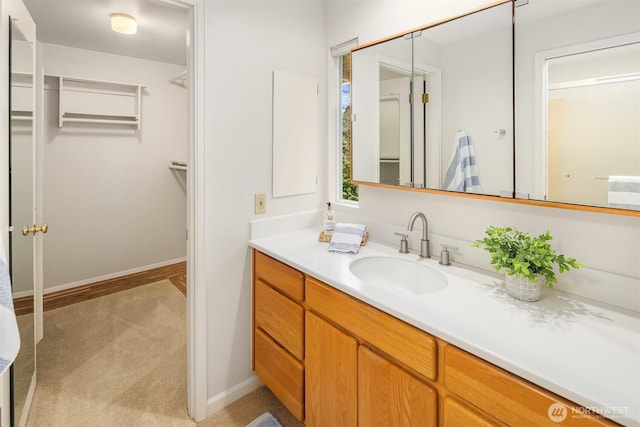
[250,229,638,426]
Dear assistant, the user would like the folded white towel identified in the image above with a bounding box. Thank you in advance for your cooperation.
[328,223,367,254]
[608,176,640,210]
[0,258,20,375]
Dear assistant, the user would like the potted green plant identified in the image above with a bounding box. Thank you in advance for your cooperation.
[473,226,582,301]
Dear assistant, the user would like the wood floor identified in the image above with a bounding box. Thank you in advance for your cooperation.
[13,261,186,315]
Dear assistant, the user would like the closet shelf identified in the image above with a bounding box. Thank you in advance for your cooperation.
[60,116,140,126]
[11,115,33,122]
[169,160,187,171]
[51,75,145,129]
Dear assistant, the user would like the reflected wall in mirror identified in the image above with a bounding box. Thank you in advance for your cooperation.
[9,15,36,427]
[515,0,640,211]
[351,0,514,196]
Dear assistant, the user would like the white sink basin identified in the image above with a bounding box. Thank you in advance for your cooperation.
[349,256,448,294]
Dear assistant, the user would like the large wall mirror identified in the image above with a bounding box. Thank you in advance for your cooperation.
[9,14,36,427]
[351,0,514,196]
[514,0,640,211]
[351,0,640,215]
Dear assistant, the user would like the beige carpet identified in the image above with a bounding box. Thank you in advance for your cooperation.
[26,279,303,427]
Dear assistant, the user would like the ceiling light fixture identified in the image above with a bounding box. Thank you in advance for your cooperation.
[111,13,137,35]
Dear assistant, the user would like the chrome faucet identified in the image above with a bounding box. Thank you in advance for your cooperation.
[407,212,430,258]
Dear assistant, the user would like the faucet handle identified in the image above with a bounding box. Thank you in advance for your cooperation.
[439,243,458,266]
[394,232,409,254]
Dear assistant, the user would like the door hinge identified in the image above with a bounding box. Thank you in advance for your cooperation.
[409,94,413,104]
[422,93,429,103]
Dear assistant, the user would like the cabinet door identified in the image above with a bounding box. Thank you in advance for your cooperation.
[358,346,437,427]
[305,312,358,427]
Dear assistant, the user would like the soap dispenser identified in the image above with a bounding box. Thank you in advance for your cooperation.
[323,202,336,233]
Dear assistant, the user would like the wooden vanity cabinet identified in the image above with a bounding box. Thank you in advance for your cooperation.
[252,250,305,421]
[252,249,619,426]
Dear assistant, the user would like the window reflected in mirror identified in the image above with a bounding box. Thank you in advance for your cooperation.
[341,51,358,202]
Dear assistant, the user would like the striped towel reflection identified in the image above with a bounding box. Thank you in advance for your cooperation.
[328,223,367,254]
[443,130,482,193]
[608,176,640,210]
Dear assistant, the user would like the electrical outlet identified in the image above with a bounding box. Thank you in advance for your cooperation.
[255,193,266,214]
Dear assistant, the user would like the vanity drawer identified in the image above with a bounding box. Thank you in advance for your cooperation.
[305,277,437,380]
[254,328,304,421]
[255,279,304,360]
[254,250,304,302]
[443,345,617,426]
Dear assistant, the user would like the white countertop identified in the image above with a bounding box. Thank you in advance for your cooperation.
[249,228,640,426]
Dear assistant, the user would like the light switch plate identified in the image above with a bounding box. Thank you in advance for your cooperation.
[255,193,266,214]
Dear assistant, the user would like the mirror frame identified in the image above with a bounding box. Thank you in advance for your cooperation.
[349,0,640,218]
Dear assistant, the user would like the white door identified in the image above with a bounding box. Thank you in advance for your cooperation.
[8,13,39,427]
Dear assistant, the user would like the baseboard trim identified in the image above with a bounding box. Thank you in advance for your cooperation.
[206,375,264,418]
[45,257,187,295]
[13,259,187,315]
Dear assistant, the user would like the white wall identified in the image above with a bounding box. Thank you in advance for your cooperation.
[203,0,326,411]
[326,0,639,311]
[40,43,188,290]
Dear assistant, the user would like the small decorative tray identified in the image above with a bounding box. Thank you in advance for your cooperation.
[318,231,369,246]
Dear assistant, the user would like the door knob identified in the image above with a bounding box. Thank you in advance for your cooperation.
[22,223,48,236]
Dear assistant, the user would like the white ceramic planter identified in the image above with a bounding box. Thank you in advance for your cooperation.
[505,274,544,302]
